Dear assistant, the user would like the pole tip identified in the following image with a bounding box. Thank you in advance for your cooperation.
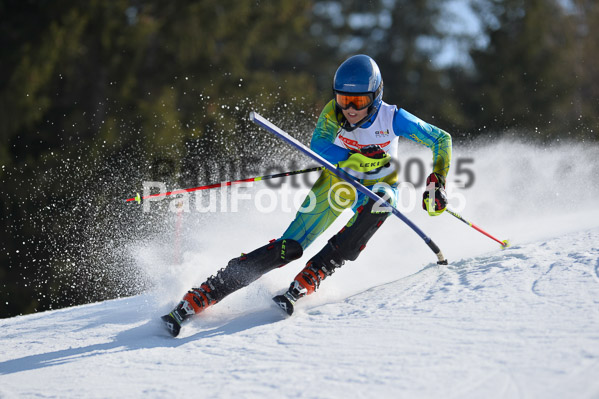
[501,239,511,249]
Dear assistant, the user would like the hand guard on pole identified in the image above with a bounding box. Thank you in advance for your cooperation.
[422,172,448,216]
[337,145,391,178]
[359,144,387,159]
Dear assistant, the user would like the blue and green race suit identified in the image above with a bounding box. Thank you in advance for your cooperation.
[280,100,452,249]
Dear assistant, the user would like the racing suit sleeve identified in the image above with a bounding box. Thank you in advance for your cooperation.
[393,108,452,180]
[310,100,351,164]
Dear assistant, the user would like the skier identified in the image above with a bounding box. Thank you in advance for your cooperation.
[162,54,452,336]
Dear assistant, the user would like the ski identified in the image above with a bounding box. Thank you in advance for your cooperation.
[272,293,296,316]
[249,111,448,266]
[161,313,182,337]
[160,308,188,337]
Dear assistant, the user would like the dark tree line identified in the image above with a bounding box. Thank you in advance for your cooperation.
[1,0,597,318]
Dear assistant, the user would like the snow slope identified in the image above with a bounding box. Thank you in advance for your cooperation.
[1,140,599,398]
[1,228,598,398]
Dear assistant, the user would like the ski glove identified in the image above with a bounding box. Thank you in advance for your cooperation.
[337,145,390,175]
[422,172,447,216]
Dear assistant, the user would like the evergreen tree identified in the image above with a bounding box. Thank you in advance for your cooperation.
[308,0,467,133]
[466,0,598,141]
[0,0,319,317]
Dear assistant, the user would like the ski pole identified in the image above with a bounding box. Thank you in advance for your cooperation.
[250,111,448,265]
[125,166,323,203]
[445,208,510,248]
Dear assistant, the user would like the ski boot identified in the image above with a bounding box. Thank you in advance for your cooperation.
[274,195,390,316]
[273,240,345,316]
[161,282,216,337]
[162,238,303,336]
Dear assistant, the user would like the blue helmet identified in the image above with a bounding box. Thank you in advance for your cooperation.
[333,54,383,130]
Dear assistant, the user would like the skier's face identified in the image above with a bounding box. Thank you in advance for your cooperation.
[342,106,368,125]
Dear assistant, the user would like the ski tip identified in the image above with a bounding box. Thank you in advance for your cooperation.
[272,294,294,316]
[161,313,182,337]
[249,111,256,121]
[501,239,511,249]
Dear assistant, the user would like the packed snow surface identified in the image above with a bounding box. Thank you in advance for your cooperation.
[1,140,599,398]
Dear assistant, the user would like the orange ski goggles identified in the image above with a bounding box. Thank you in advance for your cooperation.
[335,92,374,111]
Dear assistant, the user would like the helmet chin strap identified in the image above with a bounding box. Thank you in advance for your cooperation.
[340,106,379,132]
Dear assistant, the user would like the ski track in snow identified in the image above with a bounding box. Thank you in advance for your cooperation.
[1,228,599,398]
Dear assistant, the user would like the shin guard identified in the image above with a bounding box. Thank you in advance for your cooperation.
[177,239,303,317]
